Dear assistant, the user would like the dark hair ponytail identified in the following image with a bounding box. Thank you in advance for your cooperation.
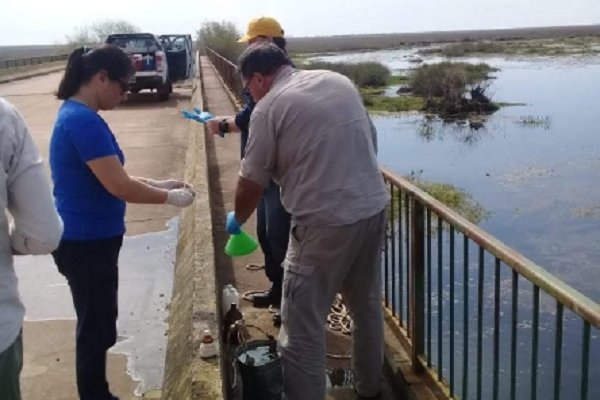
[56,47,86,100]
[56,45,135,100]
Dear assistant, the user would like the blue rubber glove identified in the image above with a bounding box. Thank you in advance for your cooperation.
[181,109,214,123]
[226,211,242,235]
[195,110,214,122]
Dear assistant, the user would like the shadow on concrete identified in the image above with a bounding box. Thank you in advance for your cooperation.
[204,129,236,289]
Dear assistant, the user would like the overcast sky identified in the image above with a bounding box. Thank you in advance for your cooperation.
[1,0,599,46]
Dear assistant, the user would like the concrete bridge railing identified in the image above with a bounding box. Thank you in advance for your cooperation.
[0,54,69,69]
[161,53,225,400]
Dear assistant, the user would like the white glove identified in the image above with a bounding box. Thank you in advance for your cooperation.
[145,178,191,190]
[165,188,196,207]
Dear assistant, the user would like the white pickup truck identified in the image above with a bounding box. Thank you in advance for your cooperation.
[106,33,193,101]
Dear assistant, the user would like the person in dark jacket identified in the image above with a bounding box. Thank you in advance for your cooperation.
[207,16,291,309]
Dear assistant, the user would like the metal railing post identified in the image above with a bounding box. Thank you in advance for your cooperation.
[410,198,425,372]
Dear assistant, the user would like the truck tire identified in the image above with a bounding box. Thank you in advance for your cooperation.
[158,81,171,101]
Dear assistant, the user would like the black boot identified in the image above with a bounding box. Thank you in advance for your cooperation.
[272,312,282,328]
[252,287,281,308]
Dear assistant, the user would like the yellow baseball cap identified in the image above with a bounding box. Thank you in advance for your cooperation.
[238,17,284,42]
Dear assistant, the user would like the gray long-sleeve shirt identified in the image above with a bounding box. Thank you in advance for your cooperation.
[241,67,389,227]
[0,98,63,353]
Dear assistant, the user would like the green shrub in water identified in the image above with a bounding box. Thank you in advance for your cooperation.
[301,60,391,87]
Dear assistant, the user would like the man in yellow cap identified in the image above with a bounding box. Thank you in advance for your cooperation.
[237,17,285,43]
[207,17,290,313]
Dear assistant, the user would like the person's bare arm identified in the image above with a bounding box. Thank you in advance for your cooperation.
[234,176,264,224]
[135,177,190,190]
[206,116,241,136]
[87,155,168,204]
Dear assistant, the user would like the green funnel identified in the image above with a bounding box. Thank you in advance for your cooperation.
[225,230,258,257]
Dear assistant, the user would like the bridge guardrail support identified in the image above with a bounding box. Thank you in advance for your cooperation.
[0,53,69,69]
[410,198,425,373]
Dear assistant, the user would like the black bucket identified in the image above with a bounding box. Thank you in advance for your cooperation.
[232,339,283,400]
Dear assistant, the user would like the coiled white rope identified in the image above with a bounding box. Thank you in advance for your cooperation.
[327,293,353,335]
[326,294,353,359]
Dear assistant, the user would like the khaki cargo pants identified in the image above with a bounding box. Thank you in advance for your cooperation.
[279,209,386,400]
[0,331,23,400]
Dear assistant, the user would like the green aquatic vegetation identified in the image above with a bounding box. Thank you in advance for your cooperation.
[296,59,419,112]
[442,41,505,57]
[409,62,497,97]
[516,115,552,129]
[388,176,491,226]
[421,36,600,57]
[408,62,498,117]
[418,181,490,224]
[388,75,410,85]
[298,60,501,116]
[363,93,424,112]
[360,87,386,96]
[361,74,417,112]
[495,102,527,108]
[300,60,391,87]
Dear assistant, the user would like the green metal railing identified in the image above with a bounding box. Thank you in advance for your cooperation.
[204,47,600,400]
[382,169,600,400]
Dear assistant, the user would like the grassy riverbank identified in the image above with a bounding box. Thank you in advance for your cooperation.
[419,35,600,57]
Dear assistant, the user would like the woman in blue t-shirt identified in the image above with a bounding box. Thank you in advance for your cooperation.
[49,45,195,400]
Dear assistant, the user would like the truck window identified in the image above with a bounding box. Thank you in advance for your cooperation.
[107,37,160,51]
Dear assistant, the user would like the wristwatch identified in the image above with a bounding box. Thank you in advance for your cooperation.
[218,119,229,135]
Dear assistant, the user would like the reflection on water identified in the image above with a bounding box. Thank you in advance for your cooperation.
[416,116,491,144]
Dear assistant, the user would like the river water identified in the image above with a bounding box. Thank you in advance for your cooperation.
[310,49,600,399]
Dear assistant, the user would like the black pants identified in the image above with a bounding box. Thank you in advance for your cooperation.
[52,236,123,400]
[256,181,291,297]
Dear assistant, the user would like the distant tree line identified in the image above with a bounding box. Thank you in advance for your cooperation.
[195,21,244,62]
[65,19,140,48]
